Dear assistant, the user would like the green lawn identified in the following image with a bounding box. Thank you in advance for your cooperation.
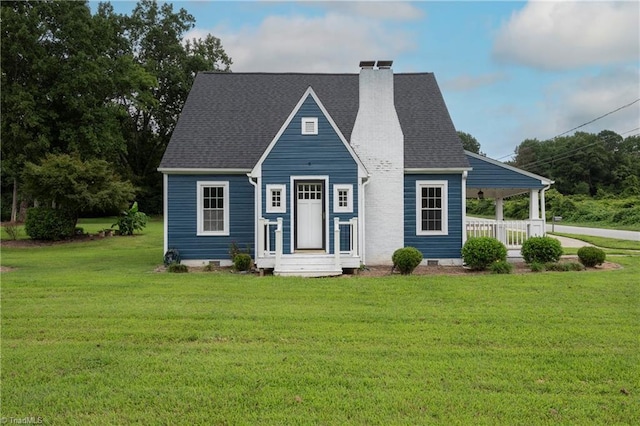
[1,219,639,424]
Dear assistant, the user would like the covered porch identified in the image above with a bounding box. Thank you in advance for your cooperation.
[464,151,554,250]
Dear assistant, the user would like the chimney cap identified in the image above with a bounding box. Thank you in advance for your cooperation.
[377,60,393,69]
[359,60,376,69]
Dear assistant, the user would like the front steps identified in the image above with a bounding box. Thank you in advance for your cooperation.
[273,254,343,277]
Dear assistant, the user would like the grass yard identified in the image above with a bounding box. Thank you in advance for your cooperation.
[1,219,639,424]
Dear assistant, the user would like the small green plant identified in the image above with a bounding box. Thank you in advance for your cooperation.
[529,262,545,273]
[577,246,606,267]
[233,253,252,272]
[544,262,584,272]
[203,263,217,272]
[521,236,563,264]
[392,247,423,275]
[461,237,507,271]
[490,260,513,274]
[25,207,76,241]
[113,202,148,236]
[228,241,250,262]
[4,222,21,240]
[167,263,188,273]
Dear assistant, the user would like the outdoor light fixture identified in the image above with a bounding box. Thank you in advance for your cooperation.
[477,190,484,200]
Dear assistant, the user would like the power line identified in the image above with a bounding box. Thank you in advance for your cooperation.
[494,98,640,161]
[519,130,640,170]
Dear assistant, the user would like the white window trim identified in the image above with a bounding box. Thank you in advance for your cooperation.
[197,181,230,236]
[333,184,353,213]
[416,180,448,236]
[266,184,286,213]
[301,117,318,135]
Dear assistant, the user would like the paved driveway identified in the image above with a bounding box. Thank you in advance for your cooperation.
[546,224,640,241]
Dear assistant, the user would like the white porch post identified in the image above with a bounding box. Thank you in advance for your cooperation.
[334,217,341,270]
[257,218,265,258]
[495,198,504,221]
[529,189,540,220]
[350,217,358,257]
[495,197,506,244]
[540,188,547,235]
[275,217,283,270]
[528,189,544,237]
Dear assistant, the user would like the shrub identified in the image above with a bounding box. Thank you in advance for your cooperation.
[544,262,584,272]
[521,236,563,264]
[113,202,148,236]
[4,222,21,240]
[228,241,250,262]
[24,207,76,241]
[392,247,423,275]
[490,260,513,274]
[233,253,252,272]
[577,246,606,267]
[461,237,507,271]
[167,263,188,273]
[529,262,545,273]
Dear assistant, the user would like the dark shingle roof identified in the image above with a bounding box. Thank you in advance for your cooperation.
[159,72,469,170]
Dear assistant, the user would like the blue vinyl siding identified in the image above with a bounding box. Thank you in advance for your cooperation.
[467,154,546,189]
[167,174,254,260]
[404,174,463,259]
[261,95,359,254]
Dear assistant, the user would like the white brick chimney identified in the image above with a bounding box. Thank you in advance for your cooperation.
[351,61,404,265]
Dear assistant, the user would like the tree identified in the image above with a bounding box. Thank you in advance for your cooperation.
[120,0,232,213]
[22,154,136,227]
[457,131,483,155]
[1,1,155,220]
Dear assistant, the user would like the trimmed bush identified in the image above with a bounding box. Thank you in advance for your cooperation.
[392,247,423,275]
[461,237,507,271]
[490,260,513,274]
[167,263,188,273]
[233,253,252,272]
[577,246,606,267]
[521,236,563,264]
[25,207,76,241]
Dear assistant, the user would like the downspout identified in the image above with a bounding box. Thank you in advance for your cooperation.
[541,184,551,235]
[247,174,259,261]
[360,176,371,265]
[163,173,168,255]
[461,171,468,246]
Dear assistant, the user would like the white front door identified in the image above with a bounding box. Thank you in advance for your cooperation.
[296,182,324,249]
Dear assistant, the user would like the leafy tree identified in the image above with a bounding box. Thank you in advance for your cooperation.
[1,1,155,220]
[120,0,232,213]
[457,131,483,155]
[22,154,136,228]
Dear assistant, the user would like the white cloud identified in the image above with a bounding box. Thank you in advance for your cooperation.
[442,72,508,92]
[502,67,640,152]
[323,2,425,21]
[493,1,640,70]
[186,12,415,72]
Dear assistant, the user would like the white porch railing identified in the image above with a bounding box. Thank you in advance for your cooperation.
[257,217,359,271]
[466,218,545,249]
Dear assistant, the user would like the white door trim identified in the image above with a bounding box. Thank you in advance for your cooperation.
[290,175,329,253]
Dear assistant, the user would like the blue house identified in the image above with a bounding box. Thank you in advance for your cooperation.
[158,61,553,276]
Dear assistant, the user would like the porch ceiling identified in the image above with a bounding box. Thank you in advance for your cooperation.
[466,187,531,200]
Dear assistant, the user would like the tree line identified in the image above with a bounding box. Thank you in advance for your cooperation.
[1,0,231,222]
[511,130,640,197]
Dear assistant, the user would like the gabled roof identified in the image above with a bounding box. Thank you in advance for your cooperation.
[159,72,469,170]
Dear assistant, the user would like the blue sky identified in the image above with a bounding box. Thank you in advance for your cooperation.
[101,1,640,160]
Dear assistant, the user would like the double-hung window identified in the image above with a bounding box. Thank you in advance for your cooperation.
[416,180,448,235]
[197,181,229,236]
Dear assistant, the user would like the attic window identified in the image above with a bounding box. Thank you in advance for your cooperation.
[301,117,318,135]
